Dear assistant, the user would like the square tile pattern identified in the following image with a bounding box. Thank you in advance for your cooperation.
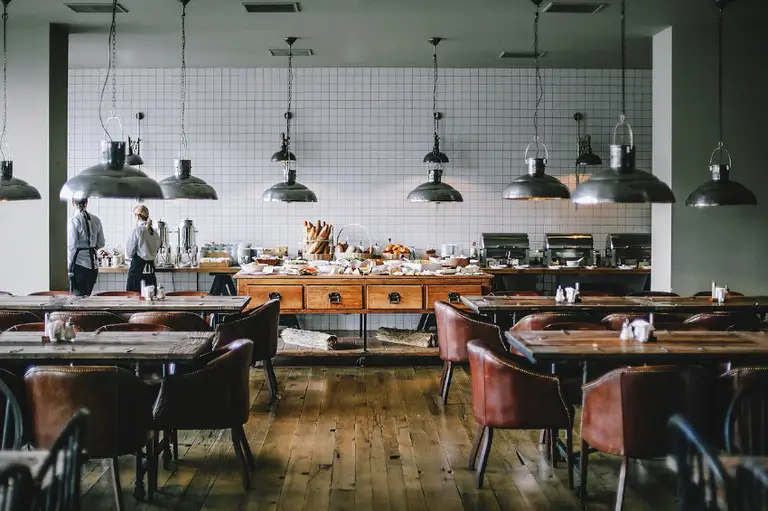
[69,67,652,330]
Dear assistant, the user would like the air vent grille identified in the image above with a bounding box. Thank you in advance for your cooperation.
[270,48,313,57]
[542,2,607,14]
[243,2,301,13]
[499,51,547,59]
[65,3,128,13]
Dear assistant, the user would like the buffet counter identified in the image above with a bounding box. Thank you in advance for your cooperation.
[482,267,650,275]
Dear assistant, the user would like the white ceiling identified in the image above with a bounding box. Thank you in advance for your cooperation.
[12,0,768,68]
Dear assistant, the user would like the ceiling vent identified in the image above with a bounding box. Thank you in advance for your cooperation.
[542,2,607,14]
[243,2,301,13]
[270,48,313,57]
[65,3,128,13]
[499,51,548,59]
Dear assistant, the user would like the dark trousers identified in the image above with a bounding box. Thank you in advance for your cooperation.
[126,256,157,292]
[71,265,98,296]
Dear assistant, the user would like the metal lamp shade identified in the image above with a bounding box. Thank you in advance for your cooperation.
[685,165,757,207]
[502,158,570,200]
[576,151,602,166]
[262,167,317,203]
[159,159,218,200]
[0,161,41,201]
[423,151,449,164]
[126,153,144,166]
[407,180,463,203]
[270,149,297,163]
[60,141,164,201]
[572,144,675,204]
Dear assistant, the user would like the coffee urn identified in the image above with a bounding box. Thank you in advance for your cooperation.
[155,220,173,267]
[175,218,198,267]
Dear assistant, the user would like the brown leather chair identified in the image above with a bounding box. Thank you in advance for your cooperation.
[165,291,209,297]
[628,291,680,297]
[49,311,126,332]
[578,291,615,297]
[129,312,211,331]
[214,299,280,401]
[542,322,606,331]
[601,312,687,331]
[0,291,11,296]
[694,290,744,297]
[488,290,541,296]
[467,338,574,489]
[718,366,768,454]
[0,311,39,331]
[152,339,254,490]
[579,366,712,510]
[511,312,595,331]
[96,323,172,333]
[27,291,74,296]
[683,312,761,331]
[94,291,140,297]
[25,366,157,509]
[434,301,504,405]
[6,322,82,333]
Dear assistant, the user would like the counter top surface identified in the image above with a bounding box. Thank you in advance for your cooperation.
[99,266,240,274]
[234,273,492,281]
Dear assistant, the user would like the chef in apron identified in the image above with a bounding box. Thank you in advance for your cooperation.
[125,205,161,292]
[67,198,105,296]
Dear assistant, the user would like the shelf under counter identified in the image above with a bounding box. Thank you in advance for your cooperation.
[481,267,650,275]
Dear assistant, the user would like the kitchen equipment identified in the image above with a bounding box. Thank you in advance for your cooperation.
[156,220,173,268]
[440,244,457,257]
[175,218,198,267]
[237,243,252,266]
[544,233,594,266]
[480,233,530,266]
[605,233,651,268]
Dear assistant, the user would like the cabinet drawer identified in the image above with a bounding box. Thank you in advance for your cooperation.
[367,285,423,310]
[241,284,303,310]
[426,285,483,309]
[306,285,363,310]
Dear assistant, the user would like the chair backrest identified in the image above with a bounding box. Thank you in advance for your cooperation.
[694,291,744,297]
[165,291,209,297]
[578,291,615,297]
[684,312,761,331]
[5,322,45,332]
[736,458,768,511]
[95,323,172,333]
[434,301,503,362]
[542,321,605,331]
[724,371,768,455]
[129,311,211,331]
[488,290,541,297]
[93,291,140,297]
[0,464,34,511]
[601,312,685,331]
[511,312,594,331]
[33,409,88,511]
[214,299,279,361]
[27,291,74,297]
[25,366,153,458]
[582,366,712,459]
[628,291,680,297]
[0,370,23,450]
[48,312,125,332]
[668,414,734,511]
[0,311,40,332]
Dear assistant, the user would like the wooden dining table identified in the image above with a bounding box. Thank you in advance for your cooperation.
[0,295,251,314]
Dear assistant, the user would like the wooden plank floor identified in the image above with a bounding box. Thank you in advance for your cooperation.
[277,330,439,358]
[79,366,681,511]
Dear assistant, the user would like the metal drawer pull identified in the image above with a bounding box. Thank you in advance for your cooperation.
[268,292,281,301]
[328,292,342,304]
[388,292,401,304]
[448,292,461,304]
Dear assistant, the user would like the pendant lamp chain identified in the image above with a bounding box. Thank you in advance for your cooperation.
[97,0,118,140]
[285,40,293,153]
[533,1,542,144]
[432,40,439,145]
[179,0,188,157]
[620,0,626,119]
[0,1,8,160]
[717,5,724,148]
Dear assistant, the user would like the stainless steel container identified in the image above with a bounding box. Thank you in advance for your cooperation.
[155,220,173,267]
[544,233,594,266]
[178,218,196,252]
[605,233,651,267]
[480,233,530,266]
[157,220,170,248]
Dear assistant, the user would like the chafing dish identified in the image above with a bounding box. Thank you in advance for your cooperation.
[544,233,594,266]
[605,233,651,267]
[480,233,530,266]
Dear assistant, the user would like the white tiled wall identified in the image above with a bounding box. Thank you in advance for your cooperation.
[68,67,652,329]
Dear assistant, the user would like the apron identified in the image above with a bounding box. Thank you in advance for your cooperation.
[126,255,157,292]
[68,212,98,294]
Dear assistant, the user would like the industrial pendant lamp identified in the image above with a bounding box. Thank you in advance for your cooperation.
[126,112,144,166]
[158,0,218,200]
[262,37,317,203]
[685,0,756,207]
[572,0,674,204]
[0,0,40,202]
[60,0,162,201]
[407,38,463,203]
[502,0,570,201]
[574,113,602,168]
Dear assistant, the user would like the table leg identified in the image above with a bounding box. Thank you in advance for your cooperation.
[363,314,368,352]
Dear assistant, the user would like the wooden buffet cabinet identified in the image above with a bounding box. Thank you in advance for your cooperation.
[235,274,493,314]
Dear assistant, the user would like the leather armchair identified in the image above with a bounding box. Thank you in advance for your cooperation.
[165,291,209,297]
[434,301,504,405]
[214,299,280,401]
[579,365,712,510]
[25,366,158,508]
[6,323,82,333]
[96,323,172,333]
[0,311,39,331]
[511,312,594,331]
[152,339,254,490]
[94,291,140,297]
[683,312,761,331]
[27,291,74,296]
[467,338,574,489]
[129,312,211,331]
[49,311,125,332]
[601,312,687,331]
[542,322,606,331]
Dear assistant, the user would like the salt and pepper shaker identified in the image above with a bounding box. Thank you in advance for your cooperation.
[156,286,166,300]
[63,319,76,342]
[711,281,717,300]
[555,286,565,304]
[619,319,633,342]
[41,313,51,343]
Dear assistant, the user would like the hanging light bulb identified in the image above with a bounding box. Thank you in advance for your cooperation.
[60,0,162,201]
[502,0,570,201]
[407,37,463,203]
[685,1,756,207]
[572,0,674,204]
[158,0,218,200]
[263,37,316,203]
[0,0,40,202]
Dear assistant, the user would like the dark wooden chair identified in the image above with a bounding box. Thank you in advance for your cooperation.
[94,291,140,297]
[32,410,89,511]
[165,291,209,297]
[129,312,211,332]
[724,372,768,455]
[0,369,23,450]
[0,464,34,511]
[736,457,768,511]
[668,414,734,511]
[49,312,126,332]
[0,311,39,332]
[95,323,172,333]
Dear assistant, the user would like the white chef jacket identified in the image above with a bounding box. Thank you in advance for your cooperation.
[125,220,161,261]
[67,211,105,270]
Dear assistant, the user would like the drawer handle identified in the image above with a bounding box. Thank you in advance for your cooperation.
[388,292,401,304]
[448,292,461,304]
[328,292,342,305]
[268,292,281,301]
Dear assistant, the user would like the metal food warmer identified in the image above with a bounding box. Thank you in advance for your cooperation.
[480,233,530,266]
[605,233,651,267]
[544,233,595,266]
